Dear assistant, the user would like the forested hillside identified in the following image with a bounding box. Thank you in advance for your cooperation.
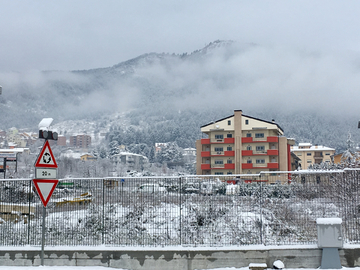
[0,40,359,154]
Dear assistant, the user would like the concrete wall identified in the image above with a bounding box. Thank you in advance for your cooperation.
[1,246,360,269]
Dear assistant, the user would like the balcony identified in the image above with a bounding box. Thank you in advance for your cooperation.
[201,138,235,144]
[224,151,235,157]
[201,164,211,170]
[267,162,279,169]
[267,136,278,142]
[241,149,279,156]
[201,138,211,144]
[242,137,253,143]
[224,163,235,169]
[241,136,279,143]
[242,150,253,156]
[242,162,279,169]
[202,163,235,170]
[224,138,235,144]
[267,149,279,155]
[242,163,253,169]
[201,151,211,157]
[207,151,235,157]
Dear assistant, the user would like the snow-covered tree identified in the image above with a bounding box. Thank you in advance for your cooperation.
[109,140,120,157]
[155,142,183,165]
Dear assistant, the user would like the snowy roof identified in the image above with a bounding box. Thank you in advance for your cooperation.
[317,218,342,225]
[0,148,27,153]
[298,143,312,147]
[112,152,148,159]
[292,145,335,152]
[60,150,84,159]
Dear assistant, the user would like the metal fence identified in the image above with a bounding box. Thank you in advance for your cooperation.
[1,168,360,246]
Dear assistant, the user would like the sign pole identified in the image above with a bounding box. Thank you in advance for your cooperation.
[33,137,58,266]
[41,206,46,265]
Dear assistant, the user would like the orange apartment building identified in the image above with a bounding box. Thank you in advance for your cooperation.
[196,110,295,175]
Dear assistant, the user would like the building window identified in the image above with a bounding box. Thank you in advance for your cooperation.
[246,133,252,137]
[256,159,265,164]
[228,120,231,125]
[227,172,232,175]
[325,153,330,155]
[227,159,232,164]
[215,134,223,140]
[247,159,252,163]
[247,145,252,150]
[214,147,223,152]
[297,153,302,156]
[256,146,265,152]
[227,146,232,151]
[245,120,249,125]
[215,172,224,175]
[215,160,223,164]
[307,160,312,163]
[227,134,232,138]
[255,133,264,138]
[307,153,311,156]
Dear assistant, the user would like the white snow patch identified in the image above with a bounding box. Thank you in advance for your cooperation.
[316,217,342,225]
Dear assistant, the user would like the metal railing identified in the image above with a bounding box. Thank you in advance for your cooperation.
[0,169,360,246]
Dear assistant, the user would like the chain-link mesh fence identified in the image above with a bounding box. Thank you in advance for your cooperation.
[1,169,360,246]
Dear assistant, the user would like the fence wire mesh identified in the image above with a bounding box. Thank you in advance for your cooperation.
[0,169,360,247]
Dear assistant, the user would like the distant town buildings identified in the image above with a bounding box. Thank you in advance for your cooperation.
[0,128,37,148]
[69,134,91,149]
[80,154,97,161]
[155,143,168,153]
[0,127,91,150]
[57,135,67,146]
[291,143,335,169]
[110,152,149,171]
[0,120,343,174]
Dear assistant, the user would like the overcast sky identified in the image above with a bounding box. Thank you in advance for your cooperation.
[1,0,360,72]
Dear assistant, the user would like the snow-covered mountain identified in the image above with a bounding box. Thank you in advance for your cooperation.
[0,40,359,152]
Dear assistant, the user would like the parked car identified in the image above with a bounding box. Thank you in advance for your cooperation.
[134,183,167,193]
[181,182,200,194]
[199,179,226,195]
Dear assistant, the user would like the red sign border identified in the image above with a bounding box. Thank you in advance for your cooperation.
[35,140,58,168]
[32,179,59,207]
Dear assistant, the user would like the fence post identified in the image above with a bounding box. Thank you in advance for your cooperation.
[179,176,183,246]
[259,180,263,245]
[28,180,31,245]
[102,178,105,245]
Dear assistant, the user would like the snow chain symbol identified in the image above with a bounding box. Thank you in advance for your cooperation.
[43,152,51,164]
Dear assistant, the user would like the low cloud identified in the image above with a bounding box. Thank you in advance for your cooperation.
[1,41,360,128]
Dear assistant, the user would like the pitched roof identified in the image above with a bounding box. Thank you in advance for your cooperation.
[201,112,284,133]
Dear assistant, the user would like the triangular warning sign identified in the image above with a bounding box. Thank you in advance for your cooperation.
[35,140,58,168]
[32,179,59,207]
